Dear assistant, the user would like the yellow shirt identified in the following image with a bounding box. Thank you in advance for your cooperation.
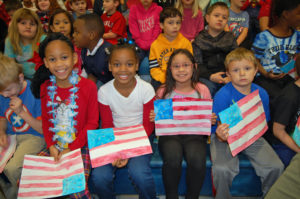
[149,33,193,83]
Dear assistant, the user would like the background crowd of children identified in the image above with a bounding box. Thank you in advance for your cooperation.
[0,0,299,198]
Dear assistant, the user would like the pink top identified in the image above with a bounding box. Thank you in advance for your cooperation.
[129,2,162,50]
[180,8,204,41]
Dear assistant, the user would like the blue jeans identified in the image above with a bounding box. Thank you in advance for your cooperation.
[90,154,156,199]
[273,143,296,168]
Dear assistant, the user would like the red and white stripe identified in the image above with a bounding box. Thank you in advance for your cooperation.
[0,135,16,173]
[89,125,152,168]
[227,90,268,157]
[155,98,212,136]
[18,149,84,199]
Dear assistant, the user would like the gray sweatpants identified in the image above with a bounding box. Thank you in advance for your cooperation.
[210,134,284,199]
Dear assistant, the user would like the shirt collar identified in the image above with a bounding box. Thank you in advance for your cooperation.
[87,38,104,56]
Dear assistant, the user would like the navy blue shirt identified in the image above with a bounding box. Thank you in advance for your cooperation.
[81,41,113,84]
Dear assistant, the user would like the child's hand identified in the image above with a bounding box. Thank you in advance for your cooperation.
[0,133,8,148]
[216,123,230,142]
[149,110,156,122]
[49,145,59,162]
[210,72,227,84]
[112,158,128,168]
[116,158,128,168]
[211,113,217,125]
[266,70,286,80]
[9,96,24,115]
[58,148,71,160]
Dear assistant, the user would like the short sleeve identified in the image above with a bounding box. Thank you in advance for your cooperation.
[140,79,155,104]
[98,85,109,105]
[252,32,268,59]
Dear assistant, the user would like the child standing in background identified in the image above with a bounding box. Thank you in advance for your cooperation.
[91,42,156,199]
[175,0,204,42]
[31,33,99,199]
[0,54,45,199]
[49,9,83,73]
[101,0,127,45]
[226,0,249,46]
[70,0,90,20]
[149,7,193,90]
[5,8,45,79]
[35,0,62,32]
[73,14,113,85]
[211,48,283,199]
[151,49,213,199]
[193,2,237,96]
[252,0,300,104]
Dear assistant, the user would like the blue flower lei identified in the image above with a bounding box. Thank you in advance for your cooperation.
[47,70,79,150]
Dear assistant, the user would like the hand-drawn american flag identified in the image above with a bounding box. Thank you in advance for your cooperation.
[18,149,85,199]
[219,90,268,156]
[292,117,300,147]
[154,97,212,136]
[0,135,16,173]
[88,125,152,168]
[280,58,298,79]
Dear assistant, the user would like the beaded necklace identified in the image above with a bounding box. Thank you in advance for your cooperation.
[47,70,79,150]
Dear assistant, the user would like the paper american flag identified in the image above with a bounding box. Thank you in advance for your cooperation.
[88,125,152,168]
[280,58,298,79]
[219,90,268,156]
[18,149,85,199]
[292,117,300,147]
[154,97,212,136]
[0,135,16,173]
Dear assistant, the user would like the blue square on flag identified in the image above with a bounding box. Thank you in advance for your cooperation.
[219,103,243,128]
[88,128,115,149]
[292,125,300,147]
[62,173,85,195]
[280,59,295,73]
[154,99,173,121]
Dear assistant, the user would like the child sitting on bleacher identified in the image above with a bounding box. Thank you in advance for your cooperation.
[252,0,300,104]
[0,53,45,199]
[101,0,127,45]
[4,8,46,79]
[73,14,113,85]
[151,48,214,199]
[272,55,300,167]
[149,7,193,90]
[91,40,156,199]
[193,2,237,96]
[211,48,283,199]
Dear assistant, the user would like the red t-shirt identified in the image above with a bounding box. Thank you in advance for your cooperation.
[101,11,128,45]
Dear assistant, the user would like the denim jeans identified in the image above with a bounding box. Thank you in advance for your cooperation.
[90,154,156,199]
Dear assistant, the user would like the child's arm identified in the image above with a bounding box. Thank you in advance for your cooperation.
[143,97,155,136]
[256,59,286,79]
[236,27,248,46]
[9,96,43,135]
[68,82,99,151]
[0,118,8,148]
[103,32,118,40]
[99,102,114,128]
[273,122,300,153]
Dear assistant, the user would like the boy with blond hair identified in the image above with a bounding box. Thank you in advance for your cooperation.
[149,7,192,89]
[0,53,45,199]
[211,48,284,199]
[101,0,127,45]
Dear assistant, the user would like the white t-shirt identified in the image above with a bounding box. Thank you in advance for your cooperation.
[98,76,155,128]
